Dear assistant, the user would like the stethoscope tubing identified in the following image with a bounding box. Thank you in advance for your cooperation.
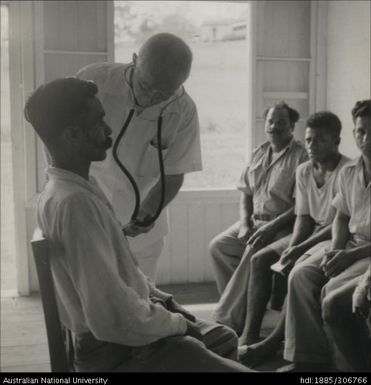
[112,65,184,228]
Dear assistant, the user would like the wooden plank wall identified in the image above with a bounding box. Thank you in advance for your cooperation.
[156,190,240,285]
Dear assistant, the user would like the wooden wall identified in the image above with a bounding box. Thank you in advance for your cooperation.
[157,190,240,285]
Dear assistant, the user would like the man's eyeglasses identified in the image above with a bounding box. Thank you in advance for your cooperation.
[135,73,177,101]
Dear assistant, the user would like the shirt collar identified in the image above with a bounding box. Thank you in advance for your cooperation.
[46,166,111,204]
[356,156,371,189]
[266,137,294,167]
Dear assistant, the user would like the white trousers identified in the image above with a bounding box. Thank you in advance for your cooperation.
[133,238,164,281]
[284,245,369,363]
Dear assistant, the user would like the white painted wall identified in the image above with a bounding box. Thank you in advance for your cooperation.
[326,0,370,158]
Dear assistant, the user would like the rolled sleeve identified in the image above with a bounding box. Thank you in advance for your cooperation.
[332,169,350,216]
[237,166,252,195]
[58,194,187,346]
[163,103,202,175]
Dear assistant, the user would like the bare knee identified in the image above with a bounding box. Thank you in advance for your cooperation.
[209,235,223,262]
[250,249,274,273]
[288,264,311,289]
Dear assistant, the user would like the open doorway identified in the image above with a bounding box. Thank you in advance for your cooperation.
[1,2,17,293]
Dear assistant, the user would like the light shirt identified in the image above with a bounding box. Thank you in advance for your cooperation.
[332,157,371,244]
[77,63,202,251]
[295,155,350,226]
[237,139,308,216]
[37,167,187,346]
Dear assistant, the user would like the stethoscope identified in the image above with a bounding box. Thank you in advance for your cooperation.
[112,64,185,228]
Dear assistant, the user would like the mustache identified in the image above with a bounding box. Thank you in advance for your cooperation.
[266,130,284,134]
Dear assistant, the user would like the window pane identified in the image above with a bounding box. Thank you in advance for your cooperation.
[114,1,250,189]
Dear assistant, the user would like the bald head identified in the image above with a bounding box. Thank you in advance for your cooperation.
[137,33,193,89]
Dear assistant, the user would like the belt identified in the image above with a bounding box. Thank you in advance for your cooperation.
[252,213,279,222]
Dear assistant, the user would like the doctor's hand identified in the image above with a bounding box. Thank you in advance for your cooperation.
[123,218,155,237]
[123,209,155,237]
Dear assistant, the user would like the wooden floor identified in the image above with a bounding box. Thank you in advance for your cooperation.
[1,283,286,372]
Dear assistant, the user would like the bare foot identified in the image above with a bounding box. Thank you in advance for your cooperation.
[238,334,262,346]
[238,339,281,368]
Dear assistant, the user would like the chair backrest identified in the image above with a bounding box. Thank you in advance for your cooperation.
[31,228,74,372]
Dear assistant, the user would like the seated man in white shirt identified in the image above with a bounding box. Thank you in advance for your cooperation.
[239,111,349,367]
[24,77,250,372]
[279,100,371,372]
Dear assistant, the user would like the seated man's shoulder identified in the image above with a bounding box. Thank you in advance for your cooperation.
[296,159,312,176]
[339,153,352,164]
[254,141,270,154]
[42,182,98,213]
[339,157,360,178]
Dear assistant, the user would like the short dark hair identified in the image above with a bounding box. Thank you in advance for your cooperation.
[306,111,342,137]
[351,100,371,123]
[24,77,98,146]
[263,101,300,125]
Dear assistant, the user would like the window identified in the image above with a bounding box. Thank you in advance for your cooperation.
[114,1,250,189]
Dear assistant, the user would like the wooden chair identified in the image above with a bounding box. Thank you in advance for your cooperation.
[31,228,74,372]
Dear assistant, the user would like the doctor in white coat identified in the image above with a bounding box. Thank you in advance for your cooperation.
[77,33,202,280]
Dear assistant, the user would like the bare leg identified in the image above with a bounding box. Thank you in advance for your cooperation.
[239,303,286,367]
[239,248,280,345]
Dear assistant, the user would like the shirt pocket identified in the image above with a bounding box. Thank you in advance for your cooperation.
[269,167,294,197]
[137,143,169,177]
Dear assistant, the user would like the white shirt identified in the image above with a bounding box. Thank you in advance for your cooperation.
[77,63,202,251]
[37,167,187,346]
[295,155,350,226]
[332,157,371,244]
